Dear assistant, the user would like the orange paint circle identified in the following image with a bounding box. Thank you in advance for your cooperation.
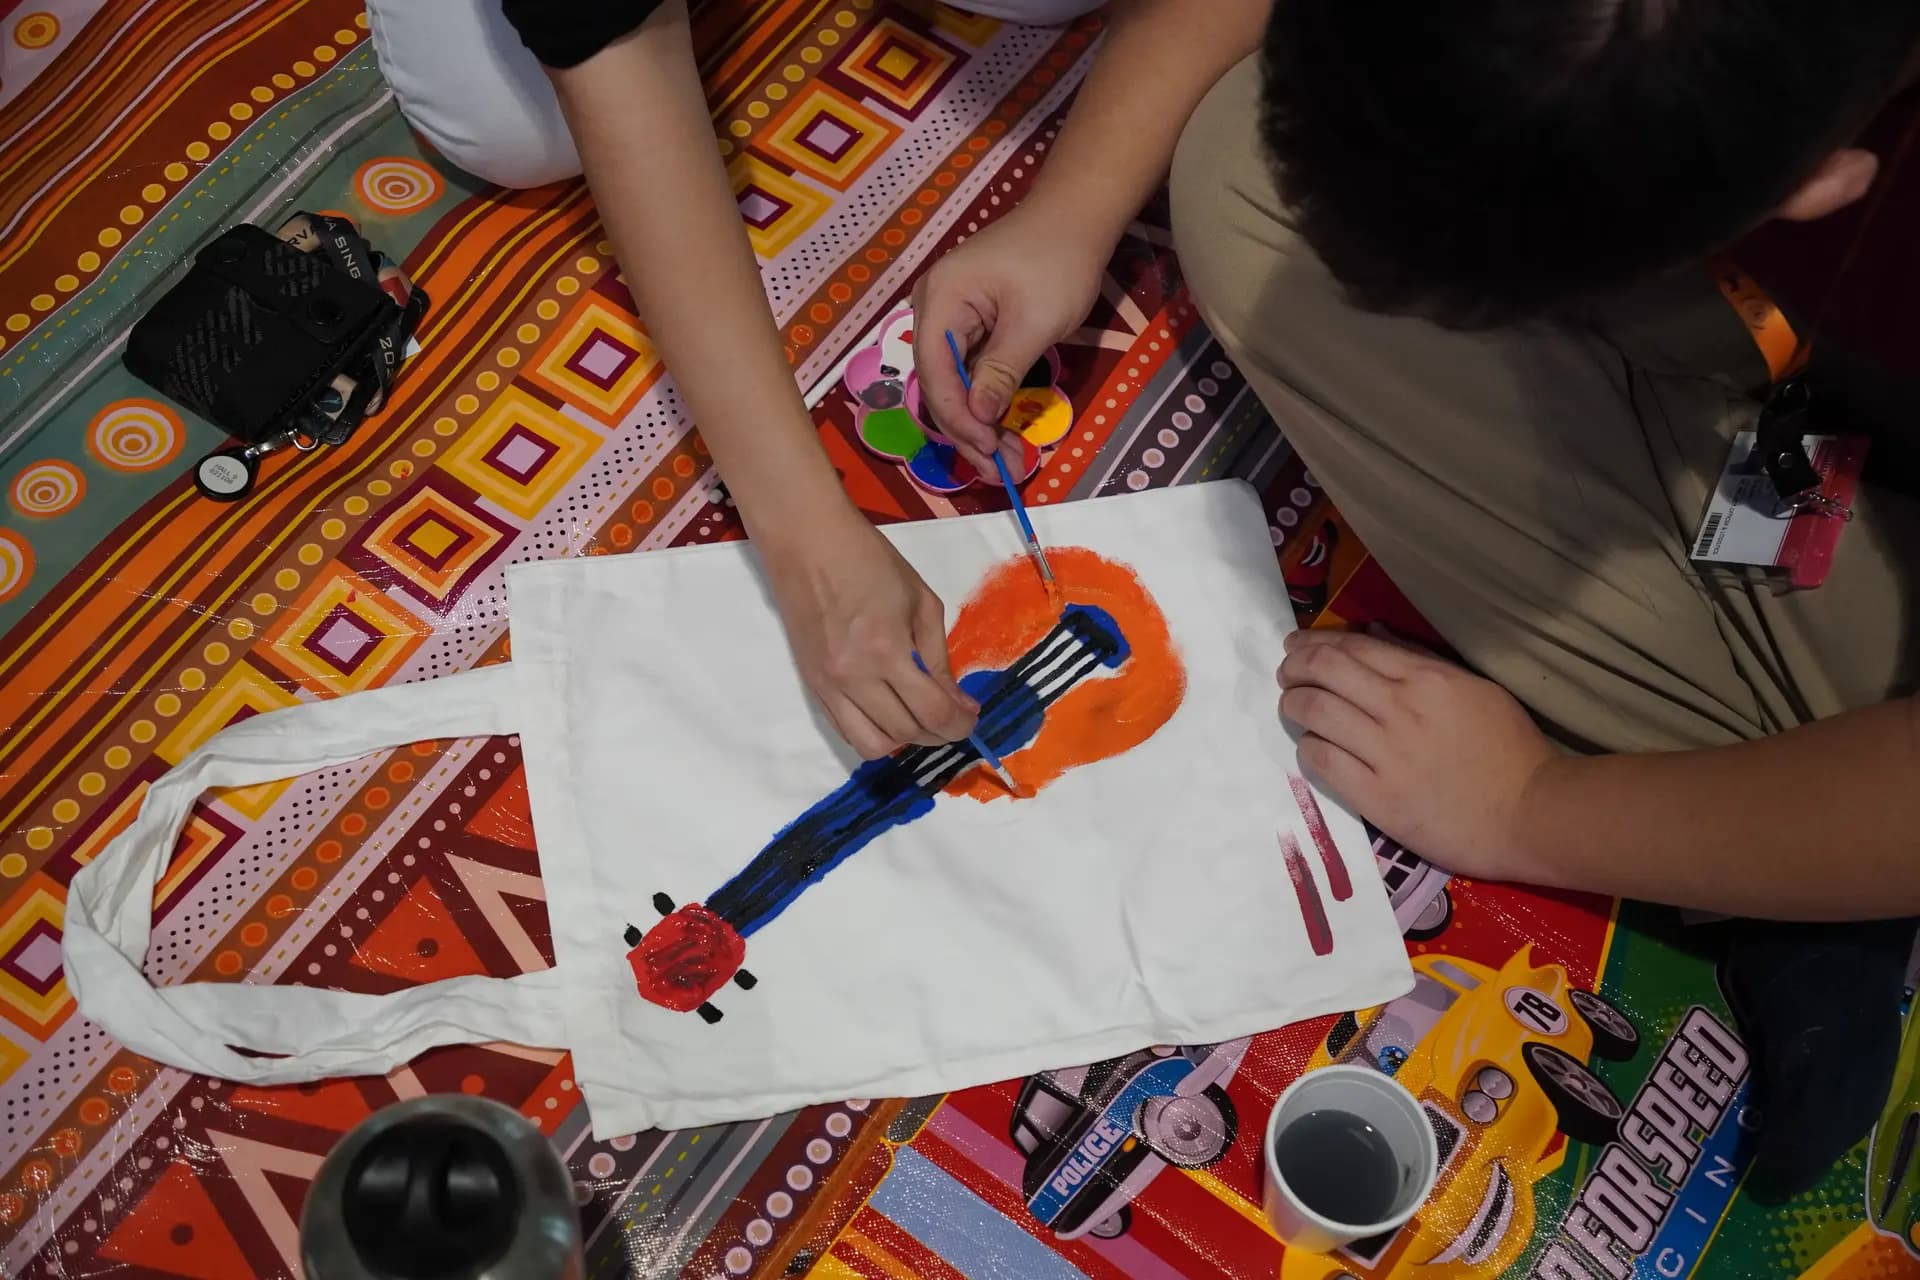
[411,741,439,756]
[953,154,973,169]
[630,500,655,523]
[50,1128,80,1158]
[107,1066,137,1094]
[943,548,1186,803]
[22,1161,51,1191]
[865,248,888,264]
[1032,68,1056,87]
[651,478,674,501]
[80,1098,111,1126]
[240,923,267,947]
[364,786,390,810]
[808,303,832,324]
[882,229,905,247]
[610,524,633,549]
[1016,85,1039,102]
[672,455,694,478]
[934,171,956,188]
[266,894,294,919]
[789,325,813,346]
[387,760,414,783]
[316,839,342,862]
[900,209,922,226]
[985,118,1007,136]
[828,283,853,303]
[915,190,939,206]
[340,813,367,837]
[0,1193,24,1225]
[692,434,710,457]
[214,950,241,975]
[291,867,318,890]
[848,265,870,284]
[460,1074,486,1094]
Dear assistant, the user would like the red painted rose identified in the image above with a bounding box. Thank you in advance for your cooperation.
[627,904,745,1012]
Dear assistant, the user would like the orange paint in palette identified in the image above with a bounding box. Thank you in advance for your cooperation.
[943,546,1186,802]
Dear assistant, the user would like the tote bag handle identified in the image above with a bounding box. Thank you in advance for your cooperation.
[62,664,570,1084]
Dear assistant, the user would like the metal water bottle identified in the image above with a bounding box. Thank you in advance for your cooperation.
[301,1095,583,1280]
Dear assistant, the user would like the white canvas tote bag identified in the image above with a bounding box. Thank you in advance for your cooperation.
[64,480,1413,1137]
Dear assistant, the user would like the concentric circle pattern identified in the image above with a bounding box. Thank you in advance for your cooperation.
[354,157,443,215]
[10,460,84,516]
[87,400,185,472]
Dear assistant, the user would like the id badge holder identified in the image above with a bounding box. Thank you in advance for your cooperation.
[1688,378,1868,591]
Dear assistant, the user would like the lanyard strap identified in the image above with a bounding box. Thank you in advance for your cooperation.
[1710,257,1826,502]
[1710,255,1807,384]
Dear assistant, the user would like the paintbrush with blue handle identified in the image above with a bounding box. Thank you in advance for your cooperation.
[943,329,1058,596]
[911,650,1019,793]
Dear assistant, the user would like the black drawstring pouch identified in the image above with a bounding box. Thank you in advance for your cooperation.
[123,211,428,500]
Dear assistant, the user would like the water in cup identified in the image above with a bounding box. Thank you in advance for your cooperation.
[1271,1107,1403,1226]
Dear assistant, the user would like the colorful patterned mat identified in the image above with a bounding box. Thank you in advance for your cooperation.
[1,2,1916,1276]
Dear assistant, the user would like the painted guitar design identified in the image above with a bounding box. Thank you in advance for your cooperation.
[625,603,1131,1022]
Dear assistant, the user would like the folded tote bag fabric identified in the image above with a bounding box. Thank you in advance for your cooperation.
[65,480,1413,1137]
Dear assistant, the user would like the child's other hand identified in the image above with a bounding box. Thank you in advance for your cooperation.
[1278,627,1557,879]
[761,510,978,759]
[911,207,1106,474]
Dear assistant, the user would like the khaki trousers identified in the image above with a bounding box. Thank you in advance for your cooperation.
[1171,56,1920,753]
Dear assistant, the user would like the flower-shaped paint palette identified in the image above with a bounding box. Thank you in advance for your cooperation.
[843,307,1073,495]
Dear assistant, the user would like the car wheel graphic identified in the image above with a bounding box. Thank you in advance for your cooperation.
[1569,989,1639,1061]
[1523,1042,1625,1146]
[1141,1087,1237,1168]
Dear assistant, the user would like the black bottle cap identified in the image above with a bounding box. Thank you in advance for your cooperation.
[342,1118,520,1280]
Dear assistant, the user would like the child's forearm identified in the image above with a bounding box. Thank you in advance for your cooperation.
[547,2,853,545]
[1514,695,1920,919]
[1019,0,1267,249]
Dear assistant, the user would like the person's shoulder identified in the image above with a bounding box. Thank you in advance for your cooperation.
[501,0,671,70]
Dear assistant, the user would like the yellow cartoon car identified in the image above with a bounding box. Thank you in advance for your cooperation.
[1281,946,1638,1280]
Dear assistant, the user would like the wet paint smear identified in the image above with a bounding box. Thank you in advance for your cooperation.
[627,579,1162,1014]
[1281,832,1335,956]
[1289,772,1352,901]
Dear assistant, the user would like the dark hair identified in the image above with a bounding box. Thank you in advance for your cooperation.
[1258,1,1920,327]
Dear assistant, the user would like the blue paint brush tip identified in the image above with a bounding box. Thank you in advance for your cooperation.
[971,737,1020,794]
[913,648,1023,794]
[943,329,1057,593]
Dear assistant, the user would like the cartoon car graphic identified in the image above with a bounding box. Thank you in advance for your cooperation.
[1866,974,1920,1256]
[1282,946,1638,1280]
[1370,826,1452,942]
[1010,1041,1249,1241]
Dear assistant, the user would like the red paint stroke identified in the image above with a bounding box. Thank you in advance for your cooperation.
[627,904,744,1012]
[1281,832,1335,956]
[1289,772,1352,901]
[943,547,1186,802]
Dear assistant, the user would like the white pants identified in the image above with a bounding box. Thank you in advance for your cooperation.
[364,1,1105,188]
